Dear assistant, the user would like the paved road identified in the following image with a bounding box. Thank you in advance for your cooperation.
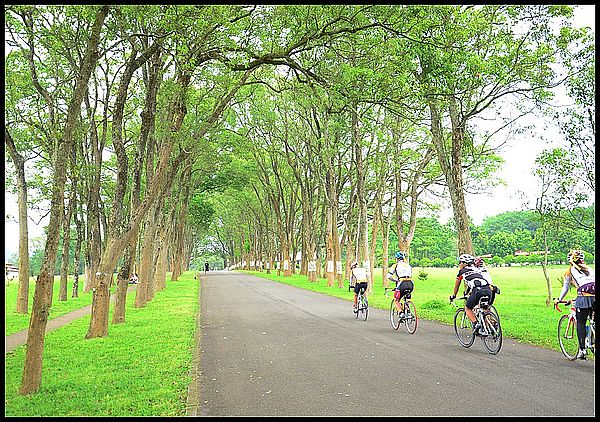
[195,271,594,416]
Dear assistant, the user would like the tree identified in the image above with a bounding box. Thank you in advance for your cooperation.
[5,128,30,314]
[18,4,109,395]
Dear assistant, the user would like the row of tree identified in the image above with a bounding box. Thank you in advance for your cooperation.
[4,5,593,396]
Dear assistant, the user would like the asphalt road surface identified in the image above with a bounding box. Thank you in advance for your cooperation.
[196,271,595,416]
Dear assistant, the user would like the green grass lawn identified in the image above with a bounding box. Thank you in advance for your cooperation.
[4,271,199,416]
[4,275,120,336]
[241,265,593,353]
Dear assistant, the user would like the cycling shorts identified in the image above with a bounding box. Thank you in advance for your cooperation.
[353,282,368,294]
[394,280,414,299]
[466,286,492,310]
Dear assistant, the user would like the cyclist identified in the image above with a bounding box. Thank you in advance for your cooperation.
[554,249,595,360]
[350,261,369,313]
[388,251,413,319]
[449,254,492,334]
[474,256,500,306]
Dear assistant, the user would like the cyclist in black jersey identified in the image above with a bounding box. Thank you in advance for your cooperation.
[449,254,492,334]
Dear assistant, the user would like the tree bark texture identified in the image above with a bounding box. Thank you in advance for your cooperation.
[20,5,108,395]
[5,128,30,314]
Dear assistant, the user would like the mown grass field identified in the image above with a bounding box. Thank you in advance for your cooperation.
[4,276,120,336]
[241,265,594,353]
[4,272,198,416]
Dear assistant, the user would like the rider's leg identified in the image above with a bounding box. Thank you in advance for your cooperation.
[576,306,592,351]
[465,306,477,324]
[394,297,402,312]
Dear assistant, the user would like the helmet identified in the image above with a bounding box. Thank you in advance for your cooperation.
[567,249,584,264]
[350,261,358,269]
[458,254,475,265]
[395,251,405,260]
[474,257,484,267]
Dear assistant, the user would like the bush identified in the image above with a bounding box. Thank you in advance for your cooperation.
[418,268,428,281]
[491,255,505,267]
[420,257,432,267]
[443,256,456,267]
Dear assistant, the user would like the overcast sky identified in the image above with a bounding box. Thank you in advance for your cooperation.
[3,5,595,260]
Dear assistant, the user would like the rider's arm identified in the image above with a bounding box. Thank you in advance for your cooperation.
[452,276,462,297]
[387,264,396,282]
[557,273,571,302]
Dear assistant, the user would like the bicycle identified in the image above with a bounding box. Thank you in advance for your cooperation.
[349,285,368,321]
[450,295,502,354]
[385,287,417,334]
[554,299,595,360]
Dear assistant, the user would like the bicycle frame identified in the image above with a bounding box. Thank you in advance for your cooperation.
[385,287,418,333]
[351,285,369,321]
[451,295,502,354]
[555,299,595,359]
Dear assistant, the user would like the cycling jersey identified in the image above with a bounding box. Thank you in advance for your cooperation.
[388,261,412,280]
[564,265,595,295]
[558,264,595,303]
[479,267,492,284]
[456,265,488,290]
[351,267,368,284]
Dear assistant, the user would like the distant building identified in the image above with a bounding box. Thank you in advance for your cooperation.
[514,250,551,256]
[5,263,19,280]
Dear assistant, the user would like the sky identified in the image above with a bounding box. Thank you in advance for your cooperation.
[3,5,595,260]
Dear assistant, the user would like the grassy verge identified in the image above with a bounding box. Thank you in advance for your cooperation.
[240,265,593,353]
[4,276,121,336]
[4,271,199,416]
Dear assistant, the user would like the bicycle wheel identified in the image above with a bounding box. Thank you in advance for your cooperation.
[361,297,368,321]
[404,300,418,334]
[390,300,401,330]
[557,314,579,360]
[588,319,595,356]
[454,308,475,348]
[489,305,500,322]
[481,311,502,355]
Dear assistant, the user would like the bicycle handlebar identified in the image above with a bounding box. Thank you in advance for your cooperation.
[449,296,468,307]
[553,298,573,312]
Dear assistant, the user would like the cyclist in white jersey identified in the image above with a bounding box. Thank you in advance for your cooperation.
[350,261,369,313]
[388,251,413,319]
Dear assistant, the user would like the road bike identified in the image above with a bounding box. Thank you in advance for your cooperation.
[385,286,417,334]
[350,285,368,321]
[450,295,502,354]
[554,299,595,360]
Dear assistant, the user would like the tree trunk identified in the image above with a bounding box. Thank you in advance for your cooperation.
[135,202,161,308]
[5,128,30,314]
[72,186,83,298]
[20,6,108,395]
[368,201,379,292]
[429,98,474,255]
[59,187,76,301]
[381,206,390,288]
[353,106,370,275]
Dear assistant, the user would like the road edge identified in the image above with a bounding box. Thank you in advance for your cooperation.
[185,276,202,416]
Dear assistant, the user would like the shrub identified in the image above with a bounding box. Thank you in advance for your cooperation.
[420,257,432,267]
